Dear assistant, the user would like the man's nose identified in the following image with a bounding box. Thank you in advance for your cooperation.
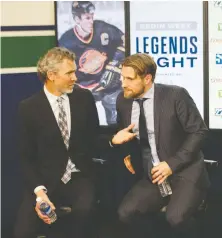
[122,79,127,88]
[71,73,77,82]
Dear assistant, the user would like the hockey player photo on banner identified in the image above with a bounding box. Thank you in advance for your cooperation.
[56,1,125,125]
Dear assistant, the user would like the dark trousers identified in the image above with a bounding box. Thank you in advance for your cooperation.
[14,173,96,238]
[117,176,206,238]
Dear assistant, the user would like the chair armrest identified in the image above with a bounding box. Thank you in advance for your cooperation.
[57,206,72,217]
[204,159,218,166]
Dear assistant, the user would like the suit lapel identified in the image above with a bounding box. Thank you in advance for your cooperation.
[124,97,133,127]
[154,84,163,150]
[67,93,76,146]
[67,88,82,149]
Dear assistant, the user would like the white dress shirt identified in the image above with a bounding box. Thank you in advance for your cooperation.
[131,84,161,166]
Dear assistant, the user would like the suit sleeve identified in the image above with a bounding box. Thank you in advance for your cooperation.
[85,90,99,155]
[18,102,44,193]
[167,88,208,173]
[116,93,124,130]
[84,90,111,156]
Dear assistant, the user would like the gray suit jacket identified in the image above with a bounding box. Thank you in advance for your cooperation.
[116,83,210,190]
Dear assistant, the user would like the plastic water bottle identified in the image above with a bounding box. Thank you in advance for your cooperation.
[152,162,172,197]
[158,179,172,197]
[36,197,57,223]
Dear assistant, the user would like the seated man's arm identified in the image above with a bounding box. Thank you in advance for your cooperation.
[19,102,54,224]
[167,88,208,173]
[18,102,45,192]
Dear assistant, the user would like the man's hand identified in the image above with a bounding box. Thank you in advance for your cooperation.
[151,162,172,185]
[35,189,55,224]
[124,155,135,174]
[112,124,136,145]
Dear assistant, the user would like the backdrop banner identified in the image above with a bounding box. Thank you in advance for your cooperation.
[208,1,222,129]
[130,1,204,117]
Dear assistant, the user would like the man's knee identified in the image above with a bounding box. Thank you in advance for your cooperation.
[14,225,33,238]
[117,205,133,224]
[14,233,30,238]
[76,200,95,218]
[166,211,185,228]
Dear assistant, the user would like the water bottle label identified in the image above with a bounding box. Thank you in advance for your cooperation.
[158,179,172,197]
[40,202,51,215]
[38,201,57,223]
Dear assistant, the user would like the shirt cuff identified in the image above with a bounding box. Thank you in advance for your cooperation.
[34,186,47,195]
[109,141,114,148]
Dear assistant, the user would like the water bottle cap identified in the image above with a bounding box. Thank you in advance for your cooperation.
[36,197,43,203]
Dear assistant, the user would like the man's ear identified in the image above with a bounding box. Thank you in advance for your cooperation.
[144,74,152,85]
[74,16,81,24]
[47,71,55,82]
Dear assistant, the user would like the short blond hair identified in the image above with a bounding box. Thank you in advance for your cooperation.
[37,47,76,82]
[122,53,157,82]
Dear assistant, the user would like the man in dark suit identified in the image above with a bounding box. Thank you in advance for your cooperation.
[109,53,210,237]
[14,47,100,238]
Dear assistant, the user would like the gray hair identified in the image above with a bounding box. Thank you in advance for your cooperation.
[37,47,76,82]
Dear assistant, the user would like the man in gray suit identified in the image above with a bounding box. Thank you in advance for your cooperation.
[110,53,209,237]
